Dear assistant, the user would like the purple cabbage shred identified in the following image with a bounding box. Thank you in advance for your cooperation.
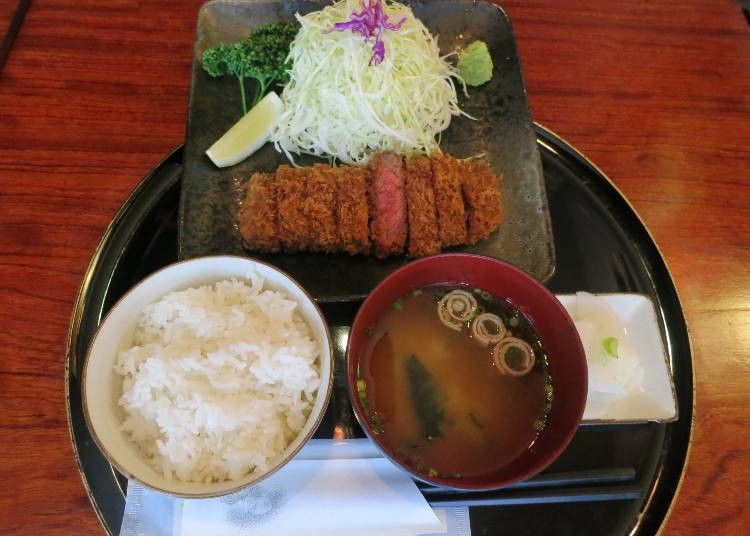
[323,0,407,65]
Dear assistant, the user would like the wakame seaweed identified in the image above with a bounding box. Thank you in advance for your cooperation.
[404,355,444,439]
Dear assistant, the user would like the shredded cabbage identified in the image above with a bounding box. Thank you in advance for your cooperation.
[272,0,466,165]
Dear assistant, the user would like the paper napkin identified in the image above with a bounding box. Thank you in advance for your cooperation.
[119,439,471,536]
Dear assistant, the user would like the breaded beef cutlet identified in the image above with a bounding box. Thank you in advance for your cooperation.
[459,159,504,243]
[305,164,340,252]
[335,166,371,255]
[238,152,503,259]
[368,152,407,258]
[238,172,280,252]
[431,153,467,247]
[276,165,312,251]
[404,156,440,257]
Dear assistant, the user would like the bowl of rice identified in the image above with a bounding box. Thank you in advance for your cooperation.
[82,255,333,497]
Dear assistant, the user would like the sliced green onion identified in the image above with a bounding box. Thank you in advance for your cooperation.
[603,336,619,358]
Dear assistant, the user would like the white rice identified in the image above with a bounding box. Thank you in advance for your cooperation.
[114,272,321,483]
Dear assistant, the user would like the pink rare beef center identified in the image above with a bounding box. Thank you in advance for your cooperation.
[369,152,408,257]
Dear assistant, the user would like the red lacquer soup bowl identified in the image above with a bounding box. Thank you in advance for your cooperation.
[347,253,587,490]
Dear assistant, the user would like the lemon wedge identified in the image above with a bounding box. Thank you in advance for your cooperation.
[205,91,284,168]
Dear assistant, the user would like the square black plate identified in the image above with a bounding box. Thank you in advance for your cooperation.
[179,0,555,301]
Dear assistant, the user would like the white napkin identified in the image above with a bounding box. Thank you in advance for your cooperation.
[120,439,471,536]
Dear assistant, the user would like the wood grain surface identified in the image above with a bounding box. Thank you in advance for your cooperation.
[1,0,748,534]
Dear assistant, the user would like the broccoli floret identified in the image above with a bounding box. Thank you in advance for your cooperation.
[201,21,299,115]
[457,40,493,87]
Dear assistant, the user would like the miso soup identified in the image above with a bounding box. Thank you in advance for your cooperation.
[357,284,553,478]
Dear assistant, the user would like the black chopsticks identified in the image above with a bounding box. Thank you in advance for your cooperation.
[418,467,641,506]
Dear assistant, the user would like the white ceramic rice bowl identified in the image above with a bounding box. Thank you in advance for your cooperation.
[82,255,333,497]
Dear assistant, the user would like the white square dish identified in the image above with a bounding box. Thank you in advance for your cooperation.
[556,293,678,424]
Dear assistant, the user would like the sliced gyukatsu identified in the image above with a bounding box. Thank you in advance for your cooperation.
[335,165,371,255]
[459,158,504,244]
[368,152,408,257]
[239,172,280,252]
[437,289,477,330]
[236,153,503,258]
[277,165,313,251]
[305,164,340,252]
[404,155,441,258]
[432,153,468,247]
[493,337,535,377]
[470,313,506,346]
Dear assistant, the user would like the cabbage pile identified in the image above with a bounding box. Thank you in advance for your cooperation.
[272,0,465,165]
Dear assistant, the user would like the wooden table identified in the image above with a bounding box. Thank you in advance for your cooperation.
[1,0,748,534]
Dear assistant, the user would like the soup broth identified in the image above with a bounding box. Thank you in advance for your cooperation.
[358,284,552,478]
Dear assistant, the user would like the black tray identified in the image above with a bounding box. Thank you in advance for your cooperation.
[65,124,693,536]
